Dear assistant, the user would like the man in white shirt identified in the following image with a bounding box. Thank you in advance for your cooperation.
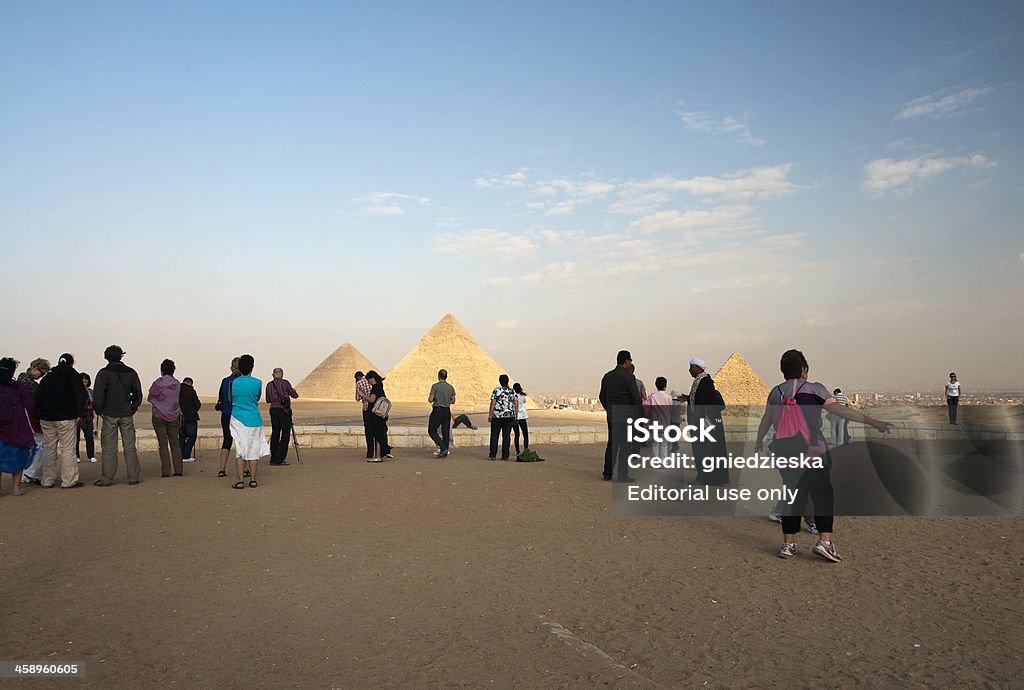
[829,388,850,445]
[945,372,961,424]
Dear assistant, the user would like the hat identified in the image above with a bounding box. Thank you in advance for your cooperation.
[689,357,706,369]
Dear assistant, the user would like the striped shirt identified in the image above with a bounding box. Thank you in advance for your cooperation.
[834,392,850,406]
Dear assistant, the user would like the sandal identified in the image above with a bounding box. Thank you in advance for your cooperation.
[217,470,227,478]
[231,481,244,489]
[249,480,258,488]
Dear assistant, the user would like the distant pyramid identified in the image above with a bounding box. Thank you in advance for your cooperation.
[385,314,533,408]
[297,343,378,400]
[713,352,770,406]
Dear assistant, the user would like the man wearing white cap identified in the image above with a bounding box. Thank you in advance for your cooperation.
[682,356,729,485]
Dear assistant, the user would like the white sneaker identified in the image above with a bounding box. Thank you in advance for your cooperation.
[805,519,819,535]
[432,449,442,457]
[75,457,81,464]
[812,539,843,562]
[384,453,394,459]
[367,457,382,463]
[89,457,98,463]
[769,507,783,522]
[777,543,798,559]
[182,457,196,463]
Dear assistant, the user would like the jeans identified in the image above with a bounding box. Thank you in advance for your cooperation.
[514,419,529,455]
[179,420,198,459]
[101,415,141,483]
[153,416,183,475]
[947,398,959,424]
[428,406,451,453]
[651,439,668,459]
[76,418,95,459]
[40,419,79,487]
[829,416,847,446]
[489,418,514,459]
[270,407,292,463]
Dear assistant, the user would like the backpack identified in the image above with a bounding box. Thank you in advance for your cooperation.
[516,449,544,462]
[371,396,391,419]
[770,381,810,456]
[0,391,15,426]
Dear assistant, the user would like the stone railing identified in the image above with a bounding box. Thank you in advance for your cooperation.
[89,419,1023,453]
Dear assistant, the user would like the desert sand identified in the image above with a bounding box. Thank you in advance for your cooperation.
[2,442,1022,688]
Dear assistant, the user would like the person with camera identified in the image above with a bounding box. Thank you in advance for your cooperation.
[266,367,299,466]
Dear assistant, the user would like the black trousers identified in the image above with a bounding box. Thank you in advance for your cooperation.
[220,413,233,450]
[269,407,292,463]
[947,398,959,424]
[428,405,451,453]
[603,407,636,479]
[514,419,529,455]
[453,414,474,428]
[368,413,391,457]
[489,418,514,459]
[780,467,834,535]
[362,409,374,457]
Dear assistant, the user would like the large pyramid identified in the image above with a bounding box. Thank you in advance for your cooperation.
[385,314,532,409]
[713,352,770,406]
[297,343,378,400]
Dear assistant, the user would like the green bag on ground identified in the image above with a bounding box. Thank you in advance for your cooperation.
[516,449,543,462]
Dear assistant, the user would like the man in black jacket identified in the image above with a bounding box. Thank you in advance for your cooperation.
[178,377,202,462]
[599,349,642,482]
[34,353,88,488]
[93,345,144,486]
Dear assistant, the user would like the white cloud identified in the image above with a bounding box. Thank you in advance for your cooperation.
[631,164,797,200]
[862,154,996,196]
[608,190,673,216]
[474,168,530,189]
[544,200,577,217]
[676,106,765,146]
[485,262,579,287]
[353,192,430,215]
[432,228,538,260]
[628,205,752,235]
[689,273,791,294]
[895,86,993,120]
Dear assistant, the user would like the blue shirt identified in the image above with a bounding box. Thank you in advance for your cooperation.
[218,374,239,416]
[230,376,263,427]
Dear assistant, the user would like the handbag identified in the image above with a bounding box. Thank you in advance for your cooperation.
[371,396,391,419]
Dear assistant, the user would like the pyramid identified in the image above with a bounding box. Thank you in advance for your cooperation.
[385,314,533,409]
[713,352,770,406]
[297,343,378,400]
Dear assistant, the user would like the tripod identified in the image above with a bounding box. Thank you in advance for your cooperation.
[288,408,302,463]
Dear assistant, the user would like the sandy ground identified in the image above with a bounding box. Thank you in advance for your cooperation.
[2,443,1022,688]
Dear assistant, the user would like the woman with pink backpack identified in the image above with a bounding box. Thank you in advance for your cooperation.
[753,349,891,562]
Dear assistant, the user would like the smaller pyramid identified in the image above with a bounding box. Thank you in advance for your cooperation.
[713,352,770,406]
[297,343,378,400]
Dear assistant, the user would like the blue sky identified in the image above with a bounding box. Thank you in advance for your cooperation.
[2,2,1022,393]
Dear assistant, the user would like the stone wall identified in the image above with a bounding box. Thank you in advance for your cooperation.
[90,420,1024,453]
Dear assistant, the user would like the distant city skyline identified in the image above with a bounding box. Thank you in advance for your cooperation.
[2,2,1022,394]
